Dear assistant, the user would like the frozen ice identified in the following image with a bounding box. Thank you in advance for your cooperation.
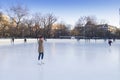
[0,39,120,80]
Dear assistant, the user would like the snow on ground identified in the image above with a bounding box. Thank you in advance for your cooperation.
[0,39,120,80]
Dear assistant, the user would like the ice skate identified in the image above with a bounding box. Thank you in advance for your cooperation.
[41,60,44,64]
[38,60,42,65]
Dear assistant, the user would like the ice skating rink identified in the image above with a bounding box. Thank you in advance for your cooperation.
[0,39,120,80]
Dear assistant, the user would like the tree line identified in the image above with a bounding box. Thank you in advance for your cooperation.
[0,5,120,39]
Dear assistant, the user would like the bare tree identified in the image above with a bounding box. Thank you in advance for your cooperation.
[31,13,57,38]
[32,13,42,27]
[75,16,87,27]
[99,19,108,25]
[6,4,29,37]
[8,4,29,28]
[75,16,97,27]
[51,23,70,38]
[0,12,10,37]
[42,13,57,38]
[85,16,97,26]
[32,12,43,37]
[75,16,98,38]
[23,17,34,37]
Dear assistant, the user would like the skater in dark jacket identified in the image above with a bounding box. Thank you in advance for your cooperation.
[108,40,112,46]
[24,38,27,43]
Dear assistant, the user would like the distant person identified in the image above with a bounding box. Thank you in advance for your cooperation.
[113,38,115,42]
[24,38,27,43]
[38,35,44,64]
[11,37,14,43]
[104,39,107,42]
[44,38,47,41]
[108,40,112,46]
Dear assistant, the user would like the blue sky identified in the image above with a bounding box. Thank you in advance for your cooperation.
[0,0,120,27]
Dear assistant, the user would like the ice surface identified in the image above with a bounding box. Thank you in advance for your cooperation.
[0,38,37,46]
[0,39,120,80]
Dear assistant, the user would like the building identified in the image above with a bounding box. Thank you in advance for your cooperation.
[97,24,117,34]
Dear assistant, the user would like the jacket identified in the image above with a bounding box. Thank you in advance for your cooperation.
[38,39,44,53]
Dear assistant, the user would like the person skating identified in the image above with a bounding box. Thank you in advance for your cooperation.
[24,38,27,43]
[11,37,14,44]
[108,40,112,46]
[38,35,44,64]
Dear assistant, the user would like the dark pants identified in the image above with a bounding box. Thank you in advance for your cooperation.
[38,52,44,60]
